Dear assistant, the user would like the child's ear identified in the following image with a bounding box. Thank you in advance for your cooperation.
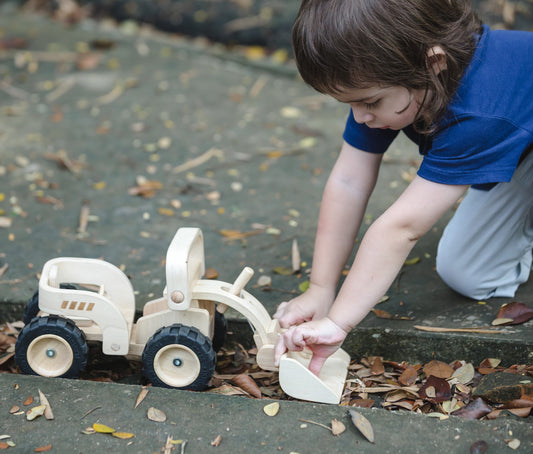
[426,46,447,75]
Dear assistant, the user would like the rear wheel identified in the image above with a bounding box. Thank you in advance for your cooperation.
[142,324,216,390]
[15,315,88,378]
[23,284,77,325]
[212,309,227,352]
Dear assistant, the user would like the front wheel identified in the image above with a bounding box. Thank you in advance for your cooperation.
[142,324,216,391]
[15,315,88,378]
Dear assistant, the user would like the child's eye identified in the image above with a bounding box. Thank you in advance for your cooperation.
[364,100,380,110]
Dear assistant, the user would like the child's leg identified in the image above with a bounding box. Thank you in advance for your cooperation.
[436,152,533,300]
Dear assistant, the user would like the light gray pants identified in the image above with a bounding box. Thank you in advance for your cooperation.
[436,151,533,300]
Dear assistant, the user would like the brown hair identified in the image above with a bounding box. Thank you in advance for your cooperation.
[292,0,483,133]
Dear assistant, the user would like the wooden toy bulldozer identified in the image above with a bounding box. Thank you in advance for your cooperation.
[15,228,350,404]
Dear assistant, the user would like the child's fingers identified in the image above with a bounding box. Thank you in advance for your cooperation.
[273,335,287,367]
[273,301,289,319]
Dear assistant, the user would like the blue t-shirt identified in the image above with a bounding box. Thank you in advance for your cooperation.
[342,25,533,189]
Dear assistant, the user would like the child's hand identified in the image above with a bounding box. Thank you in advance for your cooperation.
[274,285,335,328]
[274,317,348,376]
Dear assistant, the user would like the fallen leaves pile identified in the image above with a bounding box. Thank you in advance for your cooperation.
[2,320,532,423]
[1,319,532,451]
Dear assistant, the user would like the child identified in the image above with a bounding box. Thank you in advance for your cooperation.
[274,0,533,375]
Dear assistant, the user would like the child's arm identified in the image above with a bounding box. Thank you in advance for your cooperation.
[275,175,468,374]
[274,141,383,326]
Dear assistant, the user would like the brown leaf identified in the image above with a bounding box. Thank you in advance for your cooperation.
[34,445,52,452]
[398,365,419,386]
[419,376,452,403]
[231,374,262,398]
[479,358,501,368]
[134,386,149,409]
[0,442,9,450]
[494,302,533,325]
[369,357,385,376]
[348,409,374,443]
[372,309,392,319]
[451,397,492,420]
[211,435,222,447]
[0,333,15,350]
[23,395,34,406]
[470,440,488,454]
[349,398,374,408]
[205,268,219,279]
[423,360,454,379]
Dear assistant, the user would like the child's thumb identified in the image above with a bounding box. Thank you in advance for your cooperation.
[308,353,328,376]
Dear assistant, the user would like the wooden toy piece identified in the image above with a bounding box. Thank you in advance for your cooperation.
[14,227,351,404]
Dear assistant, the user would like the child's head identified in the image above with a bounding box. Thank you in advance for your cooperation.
[292,0,483,132]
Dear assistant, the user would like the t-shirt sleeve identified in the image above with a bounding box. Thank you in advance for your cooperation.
[342,110,400,153]
[418,115,530,187]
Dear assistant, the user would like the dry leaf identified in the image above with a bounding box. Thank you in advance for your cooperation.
[403,257,420,265]
[292,239,301,272]
[348,409,374,443]
[451,363,475,385]
[231,374,262,398]
[0,442,9,450]
[263,402,280,416]
[205,268,219,279]
[470,440,488,454]
[34,445,52,452]
[423,360,454,379]
[112,432,135,439]
[23,396,34,406]
[419,376,452,404]
[38,390,54,420]
[272,266,294,276]
[451,398,492,420]
[135,386,149,409]
[147,407,166,422]
[92,423,116,434]
[211,435,222,447]
[494,302,533,325]
[26,405,46,421]
[372,309,392,319]
[370,357,385,376]
[331,419,346,436]
[9,405,20,414]
[398,365,419,386]
[506,439,520,450]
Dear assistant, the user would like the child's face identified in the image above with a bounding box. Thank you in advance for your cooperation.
[333,86,424,130]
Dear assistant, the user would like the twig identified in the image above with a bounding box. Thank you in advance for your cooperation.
[96,82,123,105]
[78,200,90,234]
[414,325,508,334]
[0,80,31,100]
[172,148,224,174]
[298,418,332,433]
[45,76,76,103]
[80,406,102,419]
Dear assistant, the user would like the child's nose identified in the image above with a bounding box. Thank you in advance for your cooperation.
[351,106,375,124]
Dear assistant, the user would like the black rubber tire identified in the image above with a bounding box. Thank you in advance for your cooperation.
[23,284,77,325]
[212,309,227,352]
[15,315,88,378]
[22,291,39,325]
[142,324,216,391]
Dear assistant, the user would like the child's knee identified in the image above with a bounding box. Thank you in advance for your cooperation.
[435,252,486,299]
